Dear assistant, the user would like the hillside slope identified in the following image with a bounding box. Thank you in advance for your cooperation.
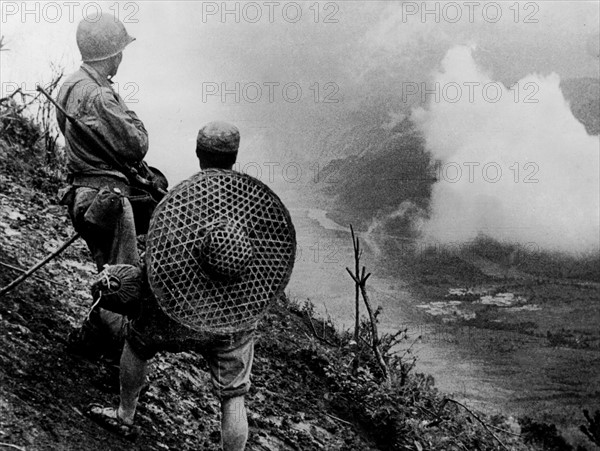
[0,101,571,451]
[0,167,377,450]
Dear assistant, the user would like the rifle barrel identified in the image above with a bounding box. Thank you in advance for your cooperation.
[36,85,75,123]
[0,233,80,297]
[35,84,167,200]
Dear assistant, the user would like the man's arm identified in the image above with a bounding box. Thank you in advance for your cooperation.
[88,87,149,165]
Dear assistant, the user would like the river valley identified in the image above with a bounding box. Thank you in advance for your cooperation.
[286,207,600,448]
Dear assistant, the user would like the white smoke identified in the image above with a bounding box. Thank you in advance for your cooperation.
[364,201,425,257]
[412,45,600,254]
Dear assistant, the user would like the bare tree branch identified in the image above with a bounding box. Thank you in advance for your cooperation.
[346,224,390,384]
[0,35,9,51]
[0,88,23,105]
[444,398,511,450]
[350,225,360,344]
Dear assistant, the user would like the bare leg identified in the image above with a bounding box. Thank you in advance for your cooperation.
[118,340,148,424]
[221,396,248,451]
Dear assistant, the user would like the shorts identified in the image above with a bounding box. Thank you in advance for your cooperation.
[126,295,255,400]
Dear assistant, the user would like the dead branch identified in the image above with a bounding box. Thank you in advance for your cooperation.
[358,335,371,348]
[324,412,353,426]
[444,398,511,450]
[0,88,22,105]
[350,225,360,343]
[346,224,390,384]
[0,442,26,451]
[581,409,600,446]
[0,35,8,51]
[358,275,389,383]
[305,310,337,346]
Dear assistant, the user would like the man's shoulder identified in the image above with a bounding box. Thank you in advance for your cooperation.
[60,67,114,98]
[59,67,113,104]
[60,68,91,93]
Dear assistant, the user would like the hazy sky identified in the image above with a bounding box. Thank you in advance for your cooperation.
[1,1,599,189]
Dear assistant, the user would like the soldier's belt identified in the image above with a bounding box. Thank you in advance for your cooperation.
[71,174,132,196]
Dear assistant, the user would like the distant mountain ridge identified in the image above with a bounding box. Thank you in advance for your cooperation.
[318,118,433,231]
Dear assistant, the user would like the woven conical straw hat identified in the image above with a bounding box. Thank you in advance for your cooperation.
[145,169,296,334]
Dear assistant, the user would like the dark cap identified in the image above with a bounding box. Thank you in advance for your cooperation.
[196,121,240,156]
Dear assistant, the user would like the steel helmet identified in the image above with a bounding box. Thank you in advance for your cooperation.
[76,14,135,62]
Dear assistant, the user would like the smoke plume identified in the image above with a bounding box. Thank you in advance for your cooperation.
[412,46,600,254]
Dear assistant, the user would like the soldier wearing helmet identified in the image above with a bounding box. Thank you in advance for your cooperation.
[56,14,150,360]
[76,14,135,63]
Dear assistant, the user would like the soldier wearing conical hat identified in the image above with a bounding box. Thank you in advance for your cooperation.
[87,122,296,451]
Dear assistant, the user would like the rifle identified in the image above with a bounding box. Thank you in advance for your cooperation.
[0,232,80,297]
[36,84,167,202]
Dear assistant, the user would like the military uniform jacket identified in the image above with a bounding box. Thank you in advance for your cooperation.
[56,64,149,182]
